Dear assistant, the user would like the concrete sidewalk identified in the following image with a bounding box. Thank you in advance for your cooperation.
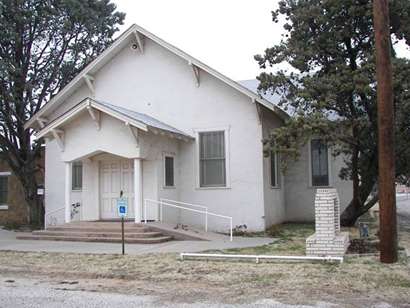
[0,228,274,255]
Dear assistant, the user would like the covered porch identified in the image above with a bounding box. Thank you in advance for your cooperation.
[36,97,193,226]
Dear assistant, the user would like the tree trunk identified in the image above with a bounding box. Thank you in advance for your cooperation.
[340,196,379,226]
[340,174,377,226]
[13,159,44,228]
[24,175,43,227]
[340,199,364,226]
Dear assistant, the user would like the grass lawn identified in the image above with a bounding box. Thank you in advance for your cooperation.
[215,223,315,255]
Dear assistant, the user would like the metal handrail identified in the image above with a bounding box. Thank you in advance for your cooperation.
[160,198,208,210]
[159,198,209,231]
[144,198,233,241]
[44,206,65,229]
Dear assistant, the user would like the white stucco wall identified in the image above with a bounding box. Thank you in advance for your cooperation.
[44,139,66,224]
[61,112,141,162]
[260,107,286,228]
[48,84,91,123]
[284,144,352,222]
[141,131,180,224]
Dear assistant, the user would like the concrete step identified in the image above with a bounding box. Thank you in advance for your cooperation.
[46,226,151,233]
[16,234,172,244]
[31,230,164,238]
[17,222,173,244]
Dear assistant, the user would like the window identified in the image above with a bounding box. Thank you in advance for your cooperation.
[199,131,226,187]
[270,150,278,187]
[0,176,8,204]
[72,161,83,190]
[164,156,174,187]
[311,139,329,186]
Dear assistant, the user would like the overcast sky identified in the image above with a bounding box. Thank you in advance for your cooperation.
[112,0,410,81]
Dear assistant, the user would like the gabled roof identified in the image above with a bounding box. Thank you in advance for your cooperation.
[238,79,282,107]
[36,98,193,141]
[25,24,288,129]
[96,100,191,137]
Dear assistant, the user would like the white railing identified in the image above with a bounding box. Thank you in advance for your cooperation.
[159,198,209,231]
[44,206,65,229]
[144,198,233,241]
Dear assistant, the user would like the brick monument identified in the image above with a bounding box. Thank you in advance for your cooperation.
[306,188,350,257]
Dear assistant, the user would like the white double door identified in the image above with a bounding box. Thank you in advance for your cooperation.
[100,160,135,219]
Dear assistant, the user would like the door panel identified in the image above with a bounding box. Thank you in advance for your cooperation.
[100,160,135,219]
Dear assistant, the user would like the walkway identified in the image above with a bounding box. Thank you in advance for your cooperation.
[0,225,273,255]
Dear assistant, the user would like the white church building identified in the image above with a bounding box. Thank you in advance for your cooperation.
[25,24,352,232]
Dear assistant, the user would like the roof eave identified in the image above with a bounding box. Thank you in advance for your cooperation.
[35,98,149,139]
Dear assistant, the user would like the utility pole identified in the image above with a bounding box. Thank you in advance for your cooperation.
[373,0,398,263]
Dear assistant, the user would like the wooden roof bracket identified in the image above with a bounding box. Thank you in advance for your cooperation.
[84,74,95,97]
[125,122,140,147]
[51,128,65,152]
[188,61,200,87]
[134,31,144,54]
[86,105,101,130]
[253,98,262,125]
[37,117,48,128]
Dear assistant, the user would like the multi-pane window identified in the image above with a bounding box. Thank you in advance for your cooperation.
[164,156,174,187]
[0,176,8,204]
[270,150,278,187]
[311,139,329,186]
[199,131,226,187]
[72,161,83,190]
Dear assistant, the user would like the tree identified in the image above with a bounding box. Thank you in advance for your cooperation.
[0,0,125,226]
[255,0,410,226]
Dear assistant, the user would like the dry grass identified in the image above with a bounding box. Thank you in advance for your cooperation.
[0,250,409,306]
[0,223,409,306]
[211,223,314,255]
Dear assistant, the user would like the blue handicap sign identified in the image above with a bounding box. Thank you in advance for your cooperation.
[117,198,128,218]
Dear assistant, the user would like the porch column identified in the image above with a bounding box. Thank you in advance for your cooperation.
[134,158,143,223]
[65,162,71,223]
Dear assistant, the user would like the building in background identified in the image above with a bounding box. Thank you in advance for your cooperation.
[0,153,44,226]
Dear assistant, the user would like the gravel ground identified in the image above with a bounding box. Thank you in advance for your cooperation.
[0,276,342,308]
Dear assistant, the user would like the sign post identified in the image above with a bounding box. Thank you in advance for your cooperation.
[121,217,124,255]
[117,191,128,255]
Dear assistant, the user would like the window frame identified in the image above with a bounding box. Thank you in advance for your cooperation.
[0,172,11,208]
[163,153,176,189]
[194,126,231,190]
[71,161,83,191]
[270,149,280,189]
[308,138,331,187]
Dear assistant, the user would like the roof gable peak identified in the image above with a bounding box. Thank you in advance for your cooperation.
[26,24,287,129]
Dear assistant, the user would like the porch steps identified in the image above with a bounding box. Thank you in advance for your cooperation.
[16,234,172,244]
[31,230,164,238]
[45,226,151,233]
[16,221,173,244]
